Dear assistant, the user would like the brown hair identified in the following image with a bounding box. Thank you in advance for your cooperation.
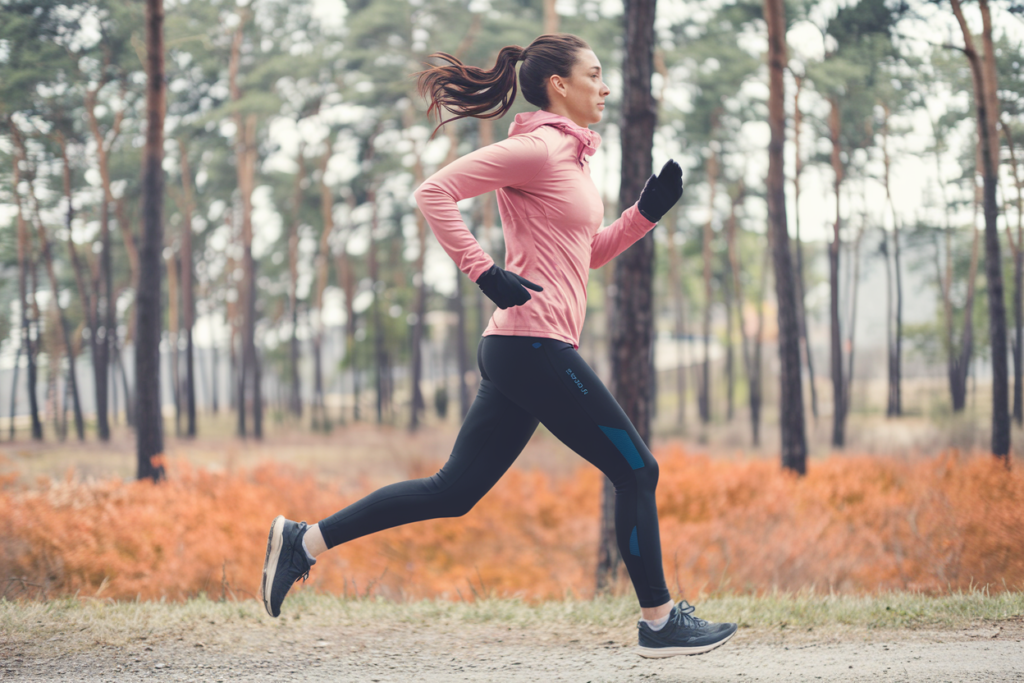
[413,33,591,138]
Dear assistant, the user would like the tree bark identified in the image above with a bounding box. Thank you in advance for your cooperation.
[8,343,21,441]
[764,0,806,473]
[137,0,166,482]
[312,137,335,430]
[792,75,818,421]
[881,105,903,417]
[1001,119,1023,425]
[84,79,124,443]
[9,125,43,441]
[367,186,388,424]
[726,182,767,445]
[699,142,717,425]
[177,139,197,436]
[601,0,658,594]
[828,98,845,448]
[843,215,865,420]
[26,163,85,441]
[288,146,304,419]
[543,0,559,34]
[229,13,261,439]
[951,0,1010,459]
[167,249,180,436]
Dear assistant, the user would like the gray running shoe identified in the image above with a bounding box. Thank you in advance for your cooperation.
[261,516,315,618]
[636,600,737,658]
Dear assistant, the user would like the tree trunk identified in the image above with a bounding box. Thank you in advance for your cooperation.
[880,105,903,417]
[237,114,261,438]
[1001,120,1023,425]
[951,0,1010,459]
[27,169,85,441]
[336,240,358,423]
[9,126,43,441]
[828,98,845,448]
[843,215,866,421]
[726,182,768,446]
[792,75,818,421]
[600,0,657,595]
[953,203,981,412]
[167,249,181,436]
[211,343,219,414]
[367,187,386,425]
[8,343,21,441]
[699,143,717,425]
[407,112,431,431]
[137,0,166,482]
[764,0,806,473]
[724,263,735,422]
[310,143,333,430]
[177,139,197,436]
[288,146,304,419]
[84,82,124,444]
[229,13,261,439]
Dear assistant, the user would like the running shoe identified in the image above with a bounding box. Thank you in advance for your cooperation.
[636,600,737,658]
[261,516,315,618]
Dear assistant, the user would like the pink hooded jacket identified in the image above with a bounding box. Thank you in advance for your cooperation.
[412,110,656,349]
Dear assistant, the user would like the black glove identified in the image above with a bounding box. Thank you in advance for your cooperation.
[475,264,543,310]
[637,159,684,223]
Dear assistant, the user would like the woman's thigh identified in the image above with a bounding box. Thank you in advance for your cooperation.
[479,335,656,482]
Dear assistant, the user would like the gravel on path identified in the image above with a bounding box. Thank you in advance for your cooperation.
[2,610,1022,682]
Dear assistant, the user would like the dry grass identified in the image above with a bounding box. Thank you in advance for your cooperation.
[2,442,1022,605]
[1,589,1021,648]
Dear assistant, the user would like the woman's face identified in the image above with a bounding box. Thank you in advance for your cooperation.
[545,49,610,127]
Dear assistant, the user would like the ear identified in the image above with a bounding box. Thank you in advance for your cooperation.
[548,73,568,99]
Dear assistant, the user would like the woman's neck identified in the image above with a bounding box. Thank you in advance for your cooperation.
[541,106,589,129]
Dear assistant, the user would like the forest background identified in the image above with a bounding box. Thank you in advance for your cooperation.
[1,0,1023,606]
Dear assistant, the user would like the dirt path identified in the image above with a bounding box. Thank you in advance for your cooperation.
[2,609,1022,682]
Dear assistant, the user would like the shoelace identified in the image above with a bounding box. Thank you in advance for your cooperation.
[668,600,708,630]
[291,545,312,584]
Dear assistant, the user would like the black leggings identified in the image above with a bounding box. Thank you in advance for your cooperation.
[318,334,671,608]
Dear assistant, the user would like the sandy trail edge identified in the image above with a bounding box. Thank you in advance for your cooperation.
[2,614,1023,682]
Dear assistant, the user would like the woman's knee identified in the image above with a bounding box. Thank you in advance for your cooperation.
[422,472,483,518]
[435,493,479,518]
[634,455,659,492]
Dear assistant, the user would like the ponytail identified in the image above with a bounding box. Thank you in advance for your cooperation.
[413,33,591,138]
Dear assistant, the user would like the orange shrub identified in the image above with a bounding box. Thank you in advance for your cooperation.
[1,447,1022,602]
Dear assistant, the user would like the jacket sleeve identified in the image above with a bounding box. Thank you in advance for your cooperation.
[412,134,550,282]
[589,202,658,270]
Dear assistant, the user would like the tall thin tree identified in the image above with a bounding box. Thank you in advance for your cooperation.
[764,0,807,473]
[600,0,658,593]
[137,0,166,481]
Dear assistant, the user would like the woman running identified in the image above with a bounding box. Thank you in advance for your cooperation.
[262,32,737,658]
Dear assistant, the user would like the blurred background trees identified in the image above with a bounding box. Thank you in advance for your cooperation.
[0,0,1021,477]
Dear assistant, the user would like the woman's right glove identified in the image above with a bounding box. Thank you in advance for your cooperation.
[637,159,684,223]
[475,264,543,309]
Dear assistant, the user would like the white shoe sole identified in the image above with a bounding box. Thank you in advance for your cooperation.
[635,628,736,658]
[261,515,286,617]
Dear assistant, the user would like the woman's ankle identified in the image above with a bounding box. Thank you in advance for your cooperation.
[640,599,673,622]
[302,522,327,559]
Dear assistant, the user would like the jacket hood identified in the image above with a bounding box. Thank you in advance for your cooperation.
[508,110,602,168]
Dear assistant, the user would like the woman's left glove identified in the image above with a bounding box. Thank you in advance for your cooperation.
[475,264,543,309]
[637,159,684,223]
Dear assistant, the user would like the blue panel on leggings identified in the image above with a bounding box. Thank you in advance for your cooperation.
[532,342,542,348]
[599,425,645,470]
[629,526,640,556]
